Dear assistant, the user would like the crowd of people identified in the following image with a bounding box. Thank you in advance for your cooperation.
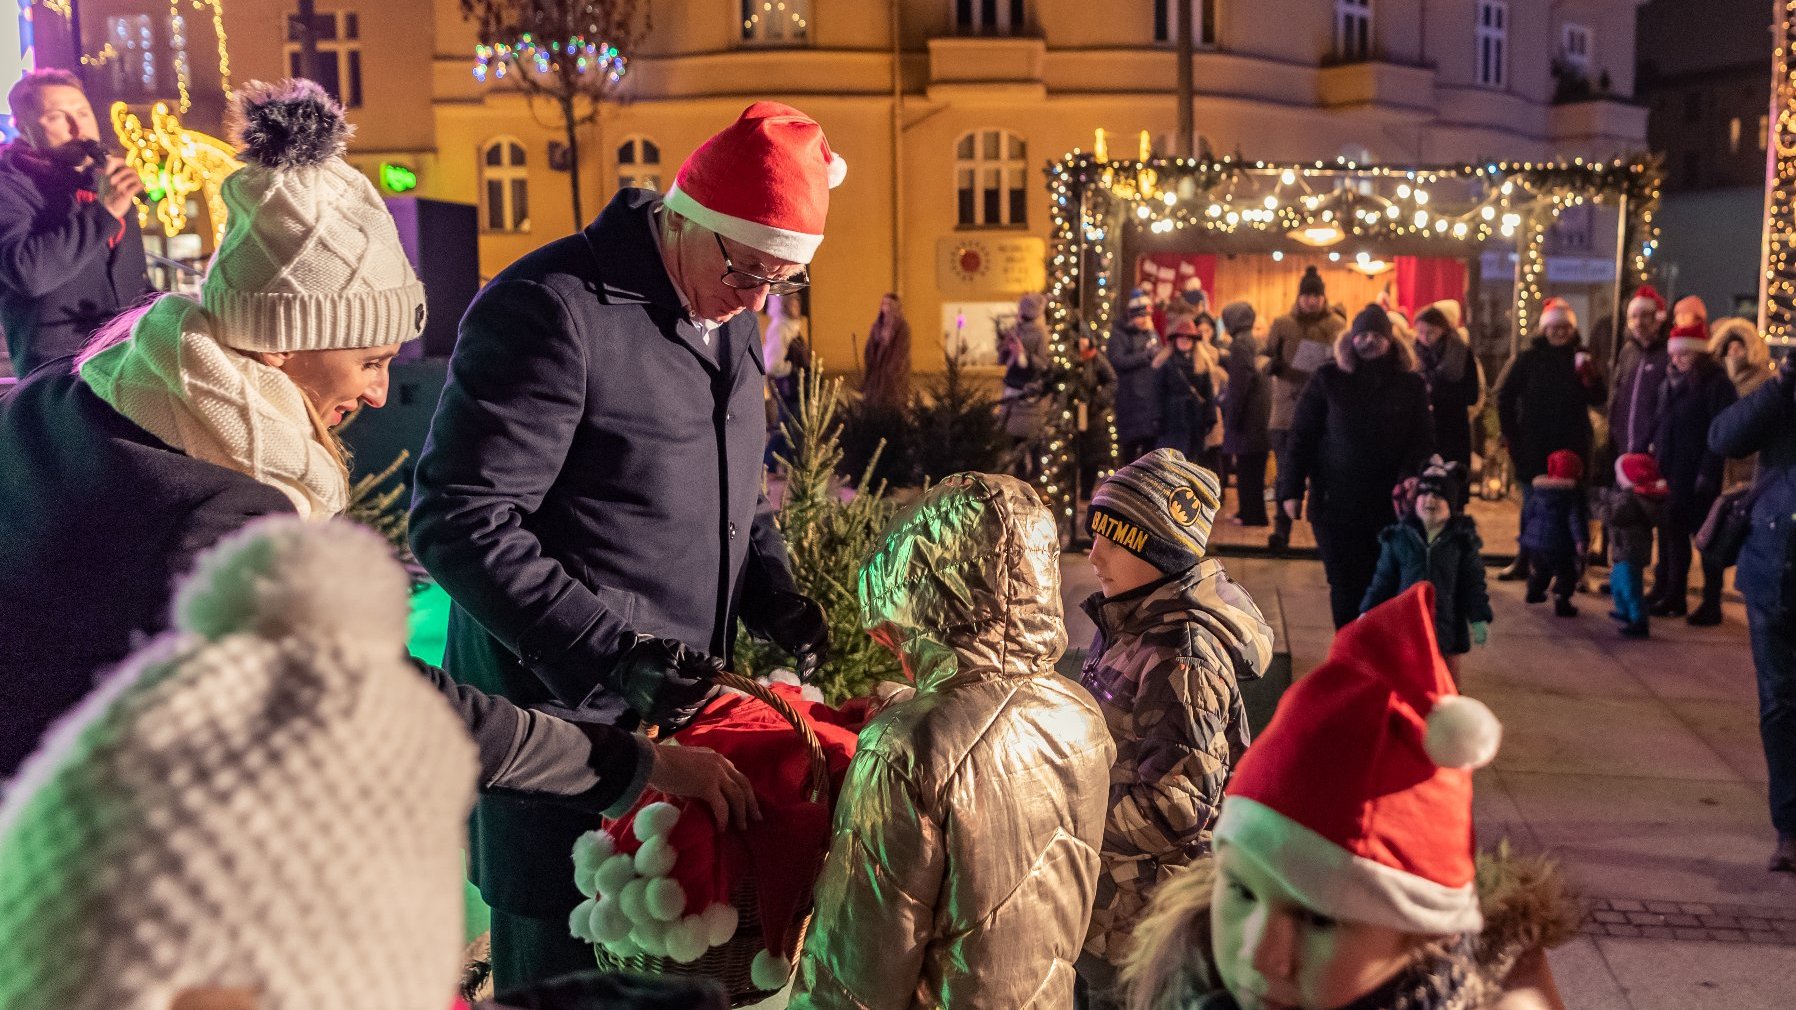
[0,67,1792,1010]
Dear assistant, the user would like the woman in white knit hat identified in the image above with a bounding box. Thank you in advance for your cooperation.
[0,81,753,823]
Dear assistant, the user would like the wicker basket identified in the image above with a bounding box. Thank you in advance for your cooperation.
[593,671,828,1006]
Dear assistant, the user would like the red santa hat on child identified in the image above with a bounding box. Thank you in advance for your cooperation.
[663,101,846,265]
[1628,285,1667,322]
[1674,295,1709,327]
[1666,320,1709,356]
[1213,584,1502,936]
[1538,297,1576,331]
[1615,452,1669,497]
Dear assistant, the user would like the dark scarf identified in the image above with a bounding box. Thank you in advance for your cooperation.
[1416,333,1470,385]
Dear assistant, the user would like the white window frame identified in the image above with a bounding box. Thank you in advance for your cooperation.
[480,137,530,234]
[955,129,1028,229]
[1334,0,1372,62]
[741,1,810,45]
[616,135,662,192]
[1154,0,1217,46]
[1475,1,1507,89]
[954,0,1028,35]
[1561,23,1592,70]
[106,15,158,95]
[285,9,363,108]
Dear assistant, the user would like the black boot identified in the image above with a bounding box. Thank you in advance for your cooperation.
[1496,555,1528,582]
[1620,619,1650,639]
[1688,582,1725,626]
[1554,597,1579,618]
[1649,598,1687,618]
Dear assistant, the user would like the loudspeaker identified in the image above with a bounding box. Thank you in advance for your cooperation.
[384,196,480,359]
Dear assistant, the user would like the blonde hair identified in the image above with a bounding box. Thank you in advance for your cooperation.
[1121,861,1219,1010]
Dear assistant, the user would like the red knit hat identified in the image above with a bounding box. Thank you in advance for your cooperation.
[569,685,864,988]
[1615,452,1669,497]
[1538,297,1576,330]
[1214,584,1502,935]
[1667,320,1709,356]
[1546,449,1584,483]
[1628,284,1667,321]
[663,102,846,264]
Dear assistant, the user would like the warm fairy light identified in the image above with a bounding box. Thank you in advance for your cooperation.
[111,100,241,246]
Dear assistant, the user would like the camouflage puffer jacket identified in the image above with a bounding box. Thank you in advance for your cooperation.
[1078,557,1273,966]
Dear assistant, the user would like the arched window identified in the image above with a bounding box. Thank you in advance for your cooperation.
[480,137,529,233]
[955,129,1027,228]
[616,136,662,192]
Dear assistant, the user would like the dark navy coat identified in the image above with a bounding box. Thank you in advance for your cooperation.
[1710,359,1796,612]
[1519,478,1590,556]
[1496,336,1608,484]
[0,142,148,375]
[1652,358,1737,529]
[1107,320,1160,445]
[409,189,797,917]
[1276,355,1434,525]
[0,364,289,775]
[1361,515,1492,655]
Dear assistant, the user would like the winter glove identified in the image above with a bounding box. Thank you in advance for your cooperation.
[610,634,725,734]
[760,588,830,680]
[1470,621,1490,647]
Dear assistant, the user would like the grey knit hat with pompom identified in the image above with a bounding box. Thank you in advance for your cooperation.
[201,79,426,352]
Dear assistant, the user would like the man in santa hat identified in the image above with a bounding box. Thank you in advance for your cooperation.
[411,102,841,988]
[1608,285,1670,460]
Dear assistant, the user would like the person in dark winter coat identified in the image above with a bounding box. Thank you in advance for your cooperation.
[1155,317,1216,461]
[1519,450,1590,617]
[1362,461,1491,678]
[1608,285,1670,458]
[0,70,149,377]
[0,83,753,836]
[1219,300,1271,526]
[1263,267,1348,552]
[1709,354,1796,873]
[1110,289,1163,460]
[1277,305,1434,629]
[1650,323,1738,619]
[1494,298,1607,580]
[1411,305,1483,468]
[859,292,911,412]
[410,104,833,989]
[1606,453,1669,639]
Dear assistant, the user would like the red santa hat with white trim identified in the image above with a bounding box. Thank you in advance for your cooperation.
[1213,583,1503,936]
[1666,320,1709,356]
[1538,297,1576,331]
[663,101,846,265]
[1628,284,1667,322]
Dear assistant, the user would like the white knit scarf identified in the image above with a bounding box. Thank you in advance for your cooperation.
[80,297,349,519]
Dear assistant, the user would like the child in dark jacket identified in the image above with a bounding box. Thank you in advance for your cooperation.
[1606,453,1670,638]
[1362,459,1492,679]
[1520,449,1590,617]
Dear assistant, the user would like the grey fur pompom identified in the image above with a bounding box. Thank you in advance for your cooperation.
[227,78,353,170]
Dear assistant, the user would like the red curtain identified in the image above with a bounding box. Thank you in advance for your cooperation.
[1395,256,1469,322]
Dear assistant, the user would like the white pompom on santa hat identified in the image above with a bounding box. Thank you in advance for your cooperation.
[1213,583,1502,936]
[1666,320,1710,356]
[663,101,846,265]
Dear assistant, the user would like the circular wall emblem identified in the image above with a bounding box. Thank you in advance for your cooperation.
[1168,486,1202,526]
[951,240,990,282]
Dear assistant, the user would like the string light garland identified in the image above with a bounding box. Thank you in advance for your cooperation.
[473,34,629,82]
[1763,1,1796,348]
[1036,144,1661,536]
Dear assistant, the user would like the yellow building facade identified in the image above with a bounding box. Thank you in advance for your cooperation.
[75,0,1650,373]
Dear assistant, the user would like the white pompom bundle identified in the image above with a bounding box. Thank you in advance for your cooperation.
[591,897,632,944]
[750,948,794,989]
[665,917,710,963]
[631,919,670,958]
[645,877,686,922]
[568,897,598,941]
[619,877,651,924]
[1423,695,1502,769]
[574,866,599,899]
[595,853,637,897]
[634,836,677,878]
[701,902,739,947]
[572,831,615,875]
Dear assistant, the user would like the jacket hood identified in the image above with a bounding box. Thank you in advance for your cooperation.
[1332,328,1414,373]
[1219,301,1256,335]
[858,472,1065,693]
[1087,558,1273,685]
[1710,316,1771,369]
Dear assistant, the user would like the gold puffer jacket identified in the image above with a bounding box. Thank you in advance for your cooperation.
[791,474,1116,1010]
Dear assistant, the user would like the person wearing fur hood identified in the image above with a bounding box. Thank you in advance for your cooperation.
[1412,304,1485,469]
[1277,305,1435,628]
[1118,586,1577,1010]
[0,81,750,825]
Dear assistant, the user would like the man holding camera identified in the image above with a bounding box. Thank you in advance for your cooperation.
[1,70,148,376]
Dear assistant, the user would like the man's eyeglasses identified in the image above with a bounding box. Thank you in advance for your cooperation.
[715,232,809,295]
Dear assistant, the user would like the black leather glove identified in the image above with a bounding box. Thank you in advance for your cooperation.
[610,634,725,733]
[761,589,830,680]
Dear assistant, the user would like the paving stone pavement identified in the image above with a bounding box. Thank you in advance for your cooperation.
[1059,549,1796,1008]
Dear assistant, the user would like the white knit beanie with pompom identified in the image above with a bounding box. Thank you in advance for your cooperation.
[0,517,477,1010]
